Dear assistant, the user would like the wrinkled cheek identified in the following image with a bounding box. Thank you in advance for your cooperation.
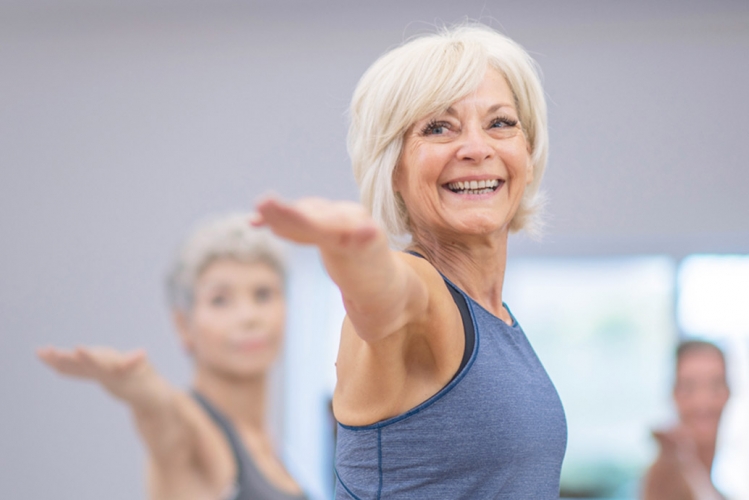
[504,186,523,216]
[410,199,442,233]
[400,192,425,224]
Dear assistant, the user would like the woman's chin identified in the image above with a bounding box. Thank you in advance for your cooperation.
[203,356,277,380]
[449,215,511,238]
[230,363,275,379]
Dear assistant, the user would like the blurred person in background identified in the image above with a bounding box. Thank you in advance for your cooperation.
[642,340,730,500]
[38,214,308,500]
[254,23,567,499]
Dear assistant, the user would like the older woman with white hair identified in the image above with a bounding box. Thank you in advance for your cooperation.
[255,23,567,499]
[38,215,308,500]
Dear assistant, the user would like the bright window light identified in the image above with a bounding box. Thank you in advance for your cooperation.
[504,256,676,498]
[677,254,749,499]
[678,254,749,338]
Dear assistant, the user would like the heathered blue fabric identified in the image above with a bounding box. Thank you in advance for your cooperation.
[334,277,567,500]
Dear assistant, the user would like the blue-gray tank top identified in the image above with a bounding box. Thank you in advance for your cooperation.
[334,274,567,499]
[192,391,309,500]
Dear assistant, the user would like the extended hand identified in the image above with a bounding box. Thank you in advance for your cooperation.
[37,346,149,402]
[652,426,698,464]
[651,426,723,500]
[252,196,380,253]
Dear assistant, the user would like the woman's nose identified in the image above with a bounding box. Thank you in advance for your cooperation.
[237,300,260,323]
[456,125,494,163]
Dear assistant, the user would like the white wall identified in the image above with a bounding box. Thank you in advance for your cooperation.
[1,1,748,498]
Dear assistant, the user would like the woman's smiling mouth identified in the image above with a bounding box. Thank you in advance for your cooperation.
[445,178,503,195]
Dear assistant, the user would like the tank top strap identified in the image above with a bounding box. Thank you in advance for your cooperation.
[403,250,475,379]
[191,392,309,500]
[192,390,247,491]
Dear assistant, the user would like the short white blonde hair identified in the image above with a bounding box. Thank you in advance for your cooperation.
[349,23,548,247]
[166,214,286,312]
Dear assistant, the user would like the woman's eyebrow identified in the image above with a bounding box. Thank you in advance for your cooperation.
[443,102,515,116]
[487,103,515,113]
[195,281,231,292]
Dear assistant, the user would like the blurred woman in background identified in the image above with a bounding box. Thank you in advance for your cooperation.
[642,340,730,500]
[39,214,307,500]
[255,23,567,499]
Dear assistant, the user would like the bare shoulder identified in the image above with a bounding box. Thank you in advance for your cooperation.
[394,251,440,279]
[334,251,465,426]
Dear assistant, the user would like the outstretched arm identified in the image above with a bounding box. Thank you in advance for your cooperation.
[37,346,197,467]
[253,196,429,343]
[642,427,724,500]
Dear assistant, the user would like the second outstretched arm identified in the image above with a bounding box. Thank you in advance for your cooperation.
[37,346,199,467]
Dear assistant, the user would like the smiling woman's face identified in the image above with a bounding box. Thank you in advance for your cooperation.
[674,348,730,443]
[179,258,286,379]
[394,67,533,243]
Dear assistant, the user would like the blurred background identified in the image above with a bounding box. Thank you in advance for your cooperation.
[1,0,748,498]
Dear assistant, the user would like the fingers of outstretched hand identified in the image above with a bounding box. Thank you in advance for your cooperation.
[37,346,145,379]
[78,347,146,376]
[652,427,697,459]
[255,196,378,249]
[37,346,96,378]
[254,197,315,243]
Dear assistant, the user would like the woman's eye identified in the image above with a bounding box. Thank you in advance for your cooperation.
[254,287,273,303]
[490,116,518,129]
[422,120,450,136]
[210,295,229,307]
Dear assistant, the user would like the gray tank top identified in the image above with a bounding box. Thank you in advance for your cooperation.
[334,274,567,499]
[192,392,309,500]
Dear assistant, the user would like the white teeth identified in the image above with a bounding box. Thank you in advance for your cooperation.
[446,179,502,194]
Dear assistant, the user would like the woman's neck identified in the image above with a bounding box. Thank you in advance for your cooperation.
[193,368,268,432]
[410,229,511,324]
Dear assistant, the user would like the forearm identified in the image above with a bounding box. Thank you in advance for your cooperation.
[320,231,421,340]
[101,359,173,412]
[106,362,196,463]
[130,377,178,420]
[38,345,196,465]
[132,389,194,465]
[682,460,723,500]
[254,197,427,340]
[642,450,722,500]
[322,230,400,308]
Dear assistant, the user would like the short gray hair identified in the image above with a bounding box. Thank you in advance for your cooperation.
[349,23,548,247]
[166,213,286,312]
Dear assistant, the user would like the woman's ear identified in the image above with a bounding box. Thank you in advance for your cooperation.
[172,310,194,355]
